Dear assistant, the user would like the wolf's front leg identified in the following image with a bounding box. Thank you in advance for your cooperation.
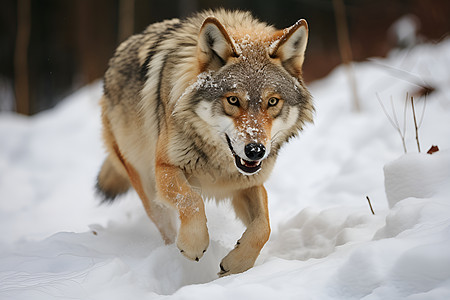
[219,185,271,276]
[155,159,209,262]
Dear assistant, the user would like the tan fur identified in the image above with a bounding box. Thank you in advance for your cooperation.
[96,9,313,276]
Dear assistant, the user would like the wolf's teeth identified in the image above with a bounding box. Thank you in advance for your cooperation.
[239,157,262,168]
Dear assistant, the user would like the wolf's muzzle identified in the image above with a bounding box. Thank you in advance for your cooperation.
[225,134,263,175]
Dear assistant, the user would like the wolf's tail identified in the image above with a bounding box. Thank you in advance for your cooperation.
[96,154,131,203]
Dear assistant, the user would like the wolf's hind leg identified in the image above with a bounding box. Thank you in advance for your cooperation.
[96,154,131,202]
[116,157,177,245]
[145,198,177,244]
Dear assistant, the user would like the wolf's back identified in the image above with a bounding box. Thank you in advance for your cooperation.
[103,18,183,110]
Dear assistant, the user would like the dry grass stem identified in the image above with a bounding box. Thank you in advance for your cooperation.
[377,93,407,153]
[411,96,421,153]
[366,196,375,215]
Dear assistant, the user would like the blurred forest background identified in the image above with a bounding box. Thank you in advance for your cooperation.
[1,0,449,115]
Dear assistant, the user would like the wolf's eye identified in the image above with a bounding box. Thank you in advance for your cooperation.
[227,96,240,106]
[268,97,279,107]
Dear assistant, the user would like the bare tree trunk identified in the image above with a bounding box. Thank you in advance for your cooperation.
[14,0,31,115]
[118,0,135,43]
[179,0,197,18]
[76,0,115,84]
[333,0,361,112]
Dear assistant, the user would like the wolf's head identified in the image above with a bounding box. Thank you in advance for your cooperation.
[176,15,313,176]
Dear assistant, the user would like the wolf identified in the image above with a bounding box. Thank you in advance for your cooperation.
[96,9,313,276]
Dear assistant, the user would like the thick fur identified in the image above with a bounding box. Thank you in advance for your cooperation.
[97,9,313,276]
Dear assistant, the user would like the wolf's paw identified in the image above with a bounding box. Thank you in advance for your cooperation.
[218,244,256,276]
[177,219,209,262]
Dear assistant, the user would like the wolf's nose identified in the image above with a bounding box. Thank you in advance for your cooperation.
[244,143,266,161]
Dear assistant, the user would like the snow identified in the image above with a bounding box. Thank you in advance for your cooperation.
[1,39,450,299]
[384,151,450,207]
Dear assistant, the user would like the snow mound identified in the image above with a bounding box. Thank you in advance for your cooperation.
[384,150,450,207]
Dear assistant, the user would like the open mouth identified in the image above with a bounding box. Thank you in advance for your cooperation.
[225,135,262,175]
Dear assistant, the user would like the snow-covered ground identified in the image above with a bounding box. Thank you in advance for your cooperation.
[1,39,450,299]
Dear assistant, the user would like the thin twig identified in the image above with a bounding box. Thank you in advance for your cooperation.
[391,96,408,152]
[376,93,396,128]
[367,59,429,88]
[366,196,375,215]
[377,93,407,153]
[402,92,408,139]
[391,96,400,131]
[411,96,421,153]
[418,94,427,128]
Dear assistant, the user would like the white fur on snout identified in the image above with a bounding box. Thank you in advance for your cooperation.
[227,132,246,159]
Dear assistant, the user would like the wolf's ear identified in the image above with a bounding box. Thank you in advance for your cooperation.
[197,17,239,72]
[269,19,308,77]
